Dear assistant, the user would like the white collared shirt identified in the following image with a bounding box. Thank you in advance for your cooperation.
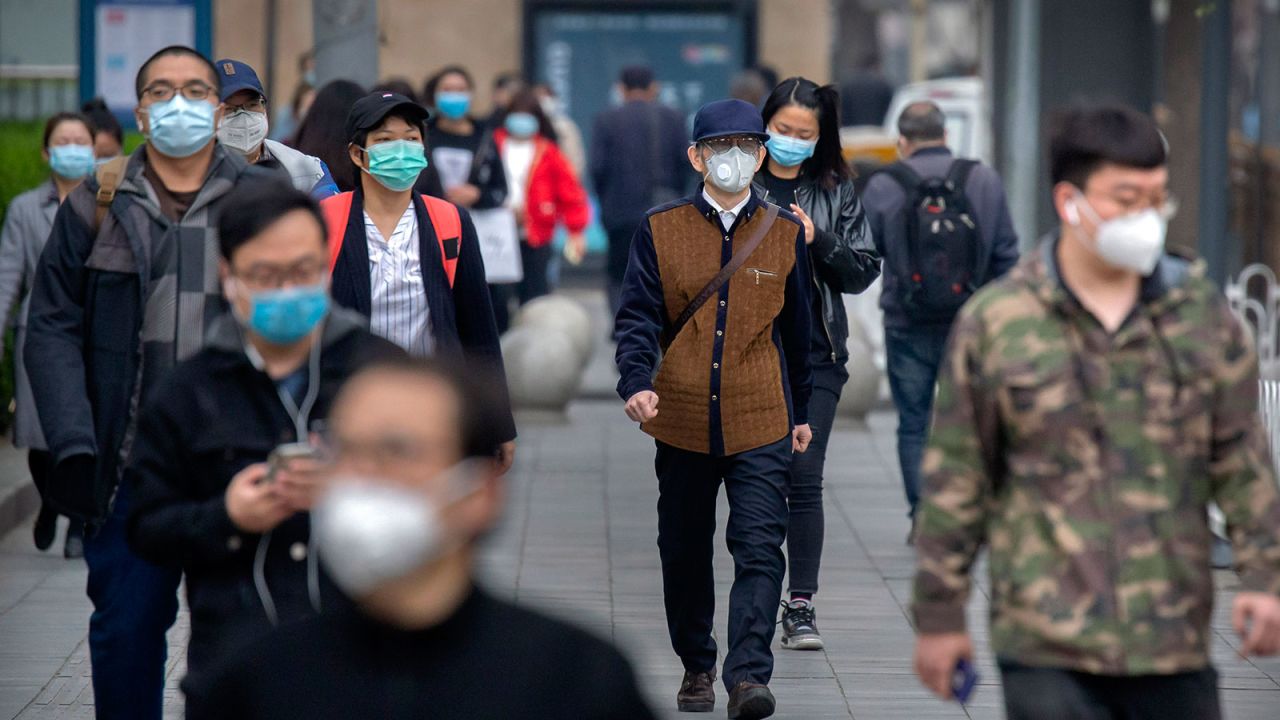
[365,204,433,357]
[702,189,752,232]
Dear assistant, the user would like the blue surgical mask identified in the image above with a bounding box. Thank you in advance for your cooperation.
[766,134,817,168]
[49,144,96,180]
[146,94,216,158]
[504,112,539,139]
[435,91,471,120]
[360,140,429,192]
[238,282,330,345]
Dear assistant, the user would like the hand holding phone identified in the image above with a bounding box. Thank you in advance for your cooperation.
[951,658,979,704]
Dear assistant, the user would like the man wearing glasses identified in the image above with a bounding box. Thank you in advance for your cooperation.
[214,58,338,200]
[614,99,813,720]
[125,180,401,715]
[24,46,284,720]
[912,105,1280,719]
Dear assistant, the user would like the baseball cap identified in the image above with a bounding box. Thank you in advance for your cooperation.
[215,59,265,102]
[345,91,432,143]
[691,99,769,143]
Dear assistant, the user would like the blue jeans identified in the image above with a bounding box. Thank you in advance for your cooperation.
[83,480,182,720]
[885,326,951,516]
[655,437,791,691]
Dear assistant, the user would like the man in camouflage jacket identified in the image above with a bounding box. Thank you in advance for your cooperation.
[911,105,1280,720]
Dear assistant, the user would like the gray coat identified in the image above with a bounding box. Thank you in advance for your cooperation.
[0,179,58,448]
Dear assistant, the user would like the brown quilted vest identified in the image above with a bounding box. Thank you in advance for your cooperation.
[643,202,798,455]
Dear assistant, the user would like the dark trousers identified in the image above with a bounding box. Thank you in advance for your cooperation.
[885,325,951,516]
[785,363,847,596]
[1000,662,1221,720]
[83,479,182,720]
[517,242,552,304]
[655,436,791,691]
[606,226,634,323]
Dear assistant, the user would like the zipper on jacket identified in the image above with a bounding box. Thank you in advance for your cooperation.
[748,268,778,285]
[810,256,839,363]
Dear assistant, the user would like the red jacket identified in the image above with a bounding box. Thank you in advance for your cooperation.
[494,130,590,248]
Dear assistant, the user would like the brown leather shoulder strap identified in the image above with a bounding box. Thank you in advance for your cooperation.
[93,155,128,231]
[662,202,780,350]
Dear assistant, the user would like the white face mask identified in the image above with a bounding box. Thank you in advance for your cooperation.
[1067,193,1167,276]
[703,146,757,194]
[312,462,481,598]
[217,109,269,156]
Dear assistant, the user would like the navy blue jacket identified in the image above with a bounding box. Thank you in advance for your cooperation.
[861,147,1019,328]
[615,189,813,456]
[590,100,690,233]
[328,188,516,443]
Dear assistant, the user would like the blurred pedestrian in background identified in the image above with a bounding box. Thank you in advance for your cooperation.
[324,91,517,472]
[533,82,586,178]
[186,357,657,720]
[912,104,1280,720]
[80,98,124,160]
[372,77,420,105]
[861,100,1018,535]
[292,80,365,192]
[24,45,277,720]
[126,182,402,714]
[591,65,688,323]
[0,111,96,560]
[614,99,813,720]
[491,88,589,330]
[215,59,339,199]
[485,70,526,131]
[840,55,894,127]
[753,77,880,652]
[419,65,508,211]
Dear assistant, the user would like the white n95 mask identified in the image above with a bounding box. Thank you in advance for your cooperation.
[1068,194,1167,276]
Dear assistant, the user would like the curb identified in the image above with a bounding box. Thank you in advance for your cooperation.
[0,479,38,540]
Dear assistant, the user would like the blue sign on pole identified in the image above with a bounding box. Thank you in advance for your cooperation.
[79,0,213,127]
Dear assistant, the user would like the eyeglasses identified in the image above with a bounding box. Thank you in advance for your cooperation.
[233,258,327,290]
[700,136,763,155]
[224,97,267,113]
[141,81,215,103]
[328,434,443,471]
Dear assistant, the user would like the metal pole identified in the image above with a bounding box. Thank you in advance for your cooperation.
[312,0,379,88]
[264,0,277,99]
[1005,0,1041,250]
[909,0,928,82]
[1198,0,1233,281]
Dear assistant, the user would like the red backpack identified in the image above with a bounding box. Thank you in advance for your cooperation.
[321,192,462,287]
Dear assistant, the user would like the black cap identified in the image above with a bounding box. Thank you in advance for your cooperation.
[691,99,768,143]
[345,91,431,143]
[620,66,655,90]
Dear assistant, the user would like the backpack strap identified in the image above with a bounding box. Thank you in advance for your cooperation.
[881,162,923,198]
[945,158,978,192]
[322,192,462,289]
[92,155,128,232]
[421,195,461,288]
[320,192,355,272]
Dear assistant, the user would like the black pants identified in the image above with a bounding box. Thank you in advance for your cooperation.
[1000,662,1221,720]
[785,363,847,595]
[517,241,552,305]
[606,226,634,323]
[655,436,791,691]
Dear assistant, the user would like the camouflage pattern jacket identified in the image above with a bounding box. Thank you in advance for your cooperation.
[912,238,1280,675]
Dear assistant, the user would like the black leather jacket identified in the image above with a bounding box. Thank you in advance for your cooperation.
[755,174,881,364]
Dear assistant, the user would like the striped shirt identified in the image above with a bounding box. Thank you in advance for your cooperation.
[364,204,433,357]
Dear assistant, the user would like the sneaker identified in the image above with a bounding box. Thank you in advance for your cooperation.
[676,668,716,712]
[780,600,824,651]
[63,524,85,560]
[727,682,775,719]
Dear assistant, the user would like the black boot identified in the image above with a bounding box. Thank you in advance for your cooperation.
[32,504,57,551]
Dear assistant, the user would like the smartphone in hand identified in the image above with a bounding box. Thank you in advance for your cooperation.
[952,658,979,704]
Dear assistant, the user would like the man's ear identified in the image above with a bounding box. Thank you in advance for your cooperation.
[135,107,148,135]
[753,145,767,173]
[348,143,365,171]
[687,144,705,174]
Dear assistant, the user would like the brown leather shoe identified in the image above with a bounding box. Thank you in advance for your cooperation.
[676,668,716,712]
[727,682,775,719]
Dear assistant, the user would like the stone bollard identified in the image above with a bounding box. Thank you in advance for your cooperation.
[836,313,882,428]
[512,295,596,369]
[503,294,596,419]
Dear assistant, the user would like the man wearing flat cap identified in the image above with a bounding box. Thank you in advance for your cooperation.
[614,98,814,720]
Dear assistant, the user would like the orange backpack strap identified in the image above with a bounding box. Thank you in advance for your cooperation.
[421,195,462,288]
[320,192,355,272]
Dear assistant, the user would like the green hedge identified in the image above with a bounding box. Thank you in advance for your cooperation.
[0,121,143,432]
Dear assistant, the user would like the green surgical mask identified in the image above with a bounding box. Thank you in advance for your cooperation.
[360,140,429,192]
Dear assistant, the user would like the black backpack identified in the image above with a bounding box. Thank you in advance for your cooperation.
[881,159,983,323]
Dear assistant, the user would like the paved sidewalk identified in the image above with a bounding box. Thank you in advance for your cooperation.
[3,342,1280,717]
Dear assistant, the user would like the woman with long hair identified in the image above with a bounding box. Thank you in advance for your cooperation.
[0,112,100,558]
[490,89,588,329]
[292,80,366,191]
[418,65,507,209]
[755,77,880,651]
